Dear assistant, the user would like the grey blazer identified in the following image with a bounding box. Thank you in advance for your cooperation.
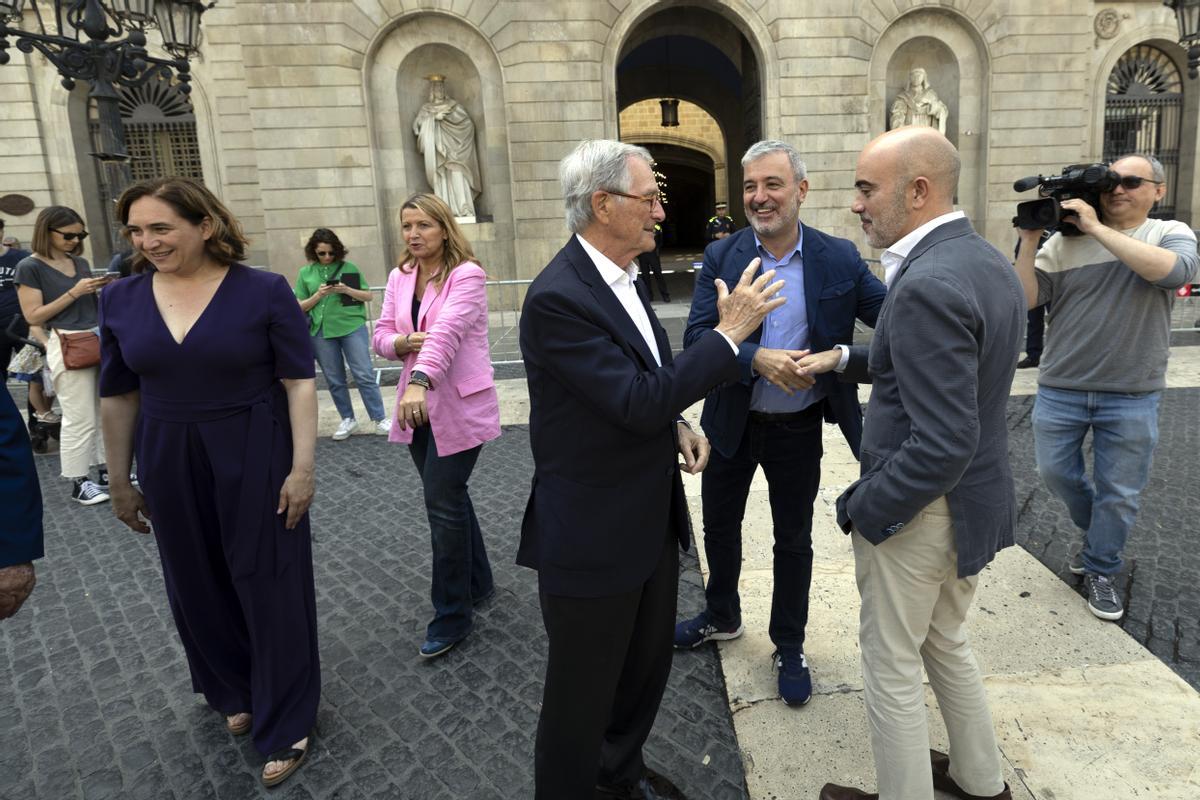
[836,217,1025,577]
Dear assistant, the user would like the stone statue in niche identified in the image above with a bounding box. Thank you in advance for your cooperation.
[889,67,949,135]
[413,75,482,220]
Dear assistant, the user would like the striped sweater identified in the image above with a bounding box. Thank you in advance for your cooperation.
[1034,218,1198,393]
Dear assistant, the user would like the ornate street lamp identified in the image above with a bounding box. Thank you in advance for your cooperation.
[0,0,212,251]
[1164,0,1200,78]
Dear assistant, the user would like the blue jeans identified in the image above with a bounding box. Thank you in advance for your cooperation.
[1032,386,1160,576]
[311,325,386,421]
[409,425,494,642]
[701,406,823,649]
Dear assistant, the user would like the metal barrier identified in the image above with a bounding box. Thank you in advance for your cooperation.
[1172,284,1200,332]
[361,278,533,380]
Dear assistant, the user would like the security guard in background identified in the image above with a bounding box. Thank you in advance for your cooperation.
[638,223,670,303]
[706,200,736,243]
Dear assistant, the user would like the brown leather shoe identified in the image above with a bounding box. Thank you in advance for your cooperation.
[818,784,877,800]
[930,750,1012,800]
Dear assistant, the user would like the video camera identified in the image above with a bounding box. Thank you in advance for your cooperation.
[1012,164,1120,236]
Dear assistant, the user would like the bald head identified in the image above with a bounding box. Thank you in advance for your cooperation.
[872,127,959,199]
[852,127,960,249]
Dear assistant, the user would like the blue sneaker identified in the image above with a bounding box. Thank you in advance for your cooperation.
[673,611,744,649]
[418,638,457,659]
[774,648,812,706]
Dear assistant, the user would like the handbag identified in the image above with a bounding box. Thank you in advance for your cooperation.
[59,331,100,370]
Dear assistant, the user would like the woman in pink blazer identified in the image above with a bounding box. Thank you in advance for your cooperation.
[373,193,500,658]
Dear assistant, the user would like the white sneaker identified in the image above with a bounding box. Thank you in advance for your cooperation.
[373,419,392,435]
[72,479,110,506]
[332,418,357,441]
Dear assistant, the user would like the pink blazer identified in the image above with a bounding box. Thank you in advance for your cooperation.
[372,261,500,455]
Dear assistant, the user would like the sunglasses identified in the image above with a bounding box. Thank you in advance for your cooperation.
[315,251,335,257]
[1112,175,1164,191]
[51,229,89,242]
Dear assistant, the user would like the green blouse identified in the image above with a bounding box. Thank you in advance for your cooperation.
[293,260,368,338]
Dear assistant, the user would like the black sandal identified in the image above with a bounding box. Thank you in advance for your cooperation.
[261,733,312,788]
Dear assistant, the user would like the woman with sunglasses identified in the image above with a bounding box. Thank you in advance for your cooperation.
[373,193,500,658]
[294,228,389,440]
[98,177,319,788]
[15,206,113,504]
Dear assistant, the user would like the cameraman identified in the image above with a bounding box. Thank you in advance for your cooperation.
[1013,154,1198,622]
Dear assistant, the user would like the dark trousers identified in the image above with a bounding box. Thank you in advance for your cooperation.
[638,250,670,302]
[534,532,678,799]
[409,425,493,642]
[701,406,823,649]
[144,415,320,756]
[1026,303,1047,359]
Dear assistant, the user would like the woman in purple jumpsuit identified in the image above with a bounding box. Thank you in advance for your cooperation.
[98,177,319,788]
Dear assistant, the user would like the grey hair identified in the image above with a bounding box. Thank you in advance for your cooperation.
[560,140,654,234]
[1113,152,1166,183]
[741,140,807,183]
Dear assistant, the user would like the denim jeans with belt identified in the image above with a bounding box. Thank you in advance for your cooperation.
[1032,385,1160,576]
[409,425,494,642]
[701,405,823,649]
[311,325,386,422]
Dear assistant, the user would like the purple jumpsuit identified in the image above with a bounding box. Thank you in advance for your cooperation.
[98,264,319,756]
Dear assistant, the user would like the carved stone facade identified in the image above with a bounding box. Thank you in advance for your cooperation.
[0,0,1194,285]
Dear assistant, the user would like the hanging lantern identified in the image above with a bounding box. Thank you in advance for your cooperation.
[660,98,679,127]
[155,0,207,59]
[1164,0,1200,78]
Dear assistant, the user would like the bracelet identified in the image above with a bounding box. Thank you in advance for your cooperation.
[404,333,412,348]
[66,290,76,299]
[408,369,432,390]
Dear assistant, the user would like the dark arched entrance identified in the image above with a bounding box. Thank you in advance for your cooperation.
[616,4,763,244]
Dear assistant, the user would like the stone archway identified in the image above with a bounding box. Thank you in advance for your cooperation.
[363,13,515,280]
[606,2,774,233]
[620,98,727,247]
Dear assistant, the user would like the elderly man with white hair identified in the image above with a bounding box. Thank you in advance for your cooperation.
[518,139,784,799]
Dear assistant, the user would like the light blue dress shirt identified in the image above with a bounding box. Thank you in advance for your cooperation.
[749,225,825,413]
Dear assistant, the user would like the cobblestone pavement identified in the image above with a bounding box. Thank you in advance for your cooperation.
[1009,388,1200,690]
[0,424,747,800]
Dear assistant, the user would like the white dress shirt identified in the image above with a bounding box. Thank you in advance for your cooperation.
[880,210,966,287]
[833,210,966,372]
[576,234,662,366]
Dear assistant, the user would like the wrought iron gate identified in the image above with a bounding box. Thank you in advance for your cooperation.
[1103,44,1183,218]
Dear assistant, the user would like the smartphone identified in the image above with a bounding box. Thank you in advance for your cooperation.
[325,279,341,286]
[104,269,122,278]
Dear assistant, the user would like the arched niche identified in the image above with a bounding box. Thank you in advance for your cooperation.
[365,13,515,280]
[886,38,960,142]
[869,9,988,232]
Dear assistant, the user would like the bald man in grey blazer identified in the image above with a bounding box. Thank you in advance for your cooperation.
[804,127,1022,800]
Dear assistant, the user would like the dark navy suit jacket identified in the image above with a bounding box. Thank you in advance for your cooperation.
[685,224,886,459]
[1,385,43,569]
[517,235,740,598]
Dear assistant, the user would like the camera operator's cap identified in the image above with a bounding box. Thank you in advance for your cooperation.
[716,200,727,209]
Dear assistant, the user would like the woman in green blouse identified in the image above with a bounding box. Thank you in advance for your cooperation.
[294,228,388,439]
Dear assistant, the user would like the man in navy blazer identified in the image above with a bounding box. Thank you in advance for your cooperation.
[519,140,784,800]
[675,140,885,707]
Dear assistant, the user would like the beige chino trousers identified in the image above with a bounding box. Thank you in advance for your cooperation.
[46,330,106,480]
[852,496,1005,800]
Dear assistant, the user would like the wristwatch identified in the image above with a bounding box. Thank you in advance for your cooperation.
[409,370,432,389]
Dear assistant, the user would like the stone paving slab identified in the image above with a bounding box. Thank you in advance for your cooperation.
[0,425,747,800]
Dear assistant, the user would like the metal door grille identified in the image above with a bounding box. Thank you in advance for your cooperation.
[1104,45,1183,218]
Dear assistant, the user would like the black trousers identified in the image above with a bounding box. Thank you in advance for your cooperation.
[638,250,670,302]
[534,531,678,799]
